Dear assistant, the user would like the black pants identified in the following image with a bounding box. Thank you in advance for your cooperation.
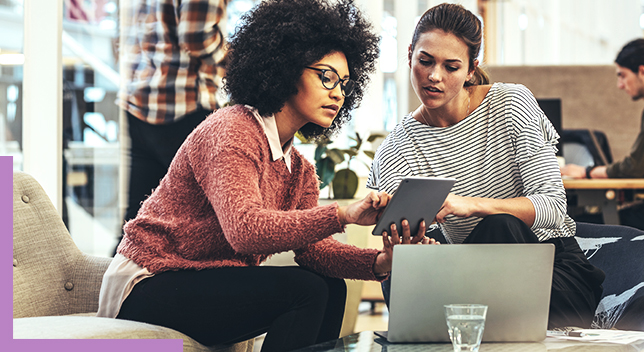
[117,266,346,352]
[113,109,210,255]
[382,214,605,329]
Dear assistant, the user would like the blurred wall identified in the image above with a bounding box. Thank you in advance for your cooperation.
[408,65,644,162]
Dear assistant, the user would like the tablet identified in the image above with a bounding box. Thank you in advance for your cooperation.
[372,176,456,236]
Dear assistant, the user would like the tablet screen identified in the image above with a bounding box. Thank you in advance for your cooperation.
[372,177,456,236]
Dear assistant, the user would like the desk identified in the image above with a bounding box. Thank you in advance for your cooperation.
[563,179,644,225]
[291,331,644,352]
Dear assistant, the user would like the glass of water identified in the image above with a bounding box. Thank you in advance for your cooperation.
[444,304,488,352]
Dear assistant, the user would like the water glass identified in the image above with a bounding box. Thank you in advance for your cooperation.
[444,304,488,352]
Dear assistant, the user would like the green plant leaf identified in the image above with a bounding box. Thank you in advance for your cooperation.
[351,133,363,151]
[367,133,386,142]
[295,131,311,144]
[316,157,336,189]
[342,149,358,158]
[310,131,388,196]
[326,149,346,164]
[332,168,359,199]
[314,144,327,161]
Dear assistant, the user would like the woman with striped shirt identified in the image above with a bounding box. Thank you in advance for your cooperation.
[368,3,604,329]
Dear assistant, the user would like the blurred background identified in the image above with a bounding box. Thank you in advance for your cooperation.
[1,0,643,257]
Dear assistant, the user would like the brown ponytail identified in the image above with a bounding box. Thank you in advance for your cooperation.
[466,66,490,86]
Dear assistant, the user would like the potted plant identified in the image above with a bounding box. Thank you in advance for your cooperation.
[310,132,385,199]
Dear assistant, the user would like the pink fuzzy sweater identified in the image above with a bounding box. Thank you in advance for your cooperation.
[118,105,381,281]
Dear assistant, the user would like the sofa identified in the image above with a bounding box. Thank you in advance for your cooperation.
[574,222,644,331]
[12,171,254,352]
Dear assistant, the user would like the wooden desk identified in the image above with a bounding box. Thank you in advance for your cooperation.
[563,178,644,225]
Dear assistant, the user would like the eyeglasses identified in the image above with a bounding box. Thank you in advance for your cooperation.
[305,67,355,96]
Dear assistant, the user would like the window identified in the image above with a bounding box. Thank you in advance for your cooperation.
[61,0,120,256]
[0,0,24,171]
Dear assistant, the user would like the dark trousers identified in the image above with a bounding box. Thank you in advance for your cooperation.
[381,214,605,329]
[117,266,346,352]
[113,109,210,255]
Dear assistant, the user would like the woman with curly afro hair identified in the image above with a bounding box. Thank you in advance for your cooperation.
[226,0,377,141]
[98,0,436,351]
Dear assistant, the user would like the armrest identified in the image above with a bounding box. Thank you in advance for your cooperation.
[68,254,113,314]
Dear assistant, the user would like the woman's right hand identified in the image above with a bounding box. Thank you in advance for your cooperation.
[373,219,438,276]
[338,191,391,226]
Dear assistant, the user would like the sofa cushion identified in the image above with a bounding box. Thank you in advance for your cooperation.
[575,222,644,330]
[14,316,252,352]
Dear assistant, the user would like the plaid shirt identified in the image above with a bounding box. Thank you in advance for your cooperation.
[119,0,229,124]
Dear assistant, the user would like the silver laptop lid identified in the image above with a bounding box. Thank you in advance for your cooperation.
[387,244,554,343]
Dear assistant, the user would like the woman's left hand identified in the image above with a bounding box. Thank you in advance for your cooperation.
[435,193,479,223]
[373,219,439,276]
[436,193,537,228]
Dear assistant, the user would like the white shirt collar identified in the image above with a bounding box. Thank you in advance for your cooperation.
[246,106,293,173]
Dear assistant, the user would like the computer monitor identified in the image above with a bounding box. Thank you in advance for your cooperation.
[537,98,562,156]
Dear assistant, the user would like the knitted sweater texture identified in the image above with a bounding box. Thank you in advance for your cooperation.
[118,105,380,280]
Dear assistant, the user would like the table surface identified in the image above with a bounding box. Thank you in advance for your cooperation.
[291,331,644,352]
[563,178,644,189]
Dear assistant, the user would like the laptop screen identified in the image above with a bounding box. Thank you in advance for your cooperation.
[386,244,554,343]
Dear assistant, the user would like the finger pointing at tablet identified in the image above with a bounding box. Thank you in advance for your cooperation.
[337,191,391,226]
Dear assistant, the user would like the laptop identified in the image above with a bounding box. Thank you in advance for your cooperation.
[378,243,554,343]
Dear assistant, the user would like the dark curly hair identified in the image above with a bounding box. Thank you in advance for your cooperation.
[224,0,380,141]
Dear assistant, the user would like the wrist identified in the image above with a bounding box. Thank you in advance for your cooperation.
[585,166,594,179]
[375,271,391,280]
[373,252,391,277]
[337,205,348,226]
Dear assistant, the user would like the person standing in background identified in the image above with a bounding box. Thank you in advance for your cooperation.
[114,0,229,255]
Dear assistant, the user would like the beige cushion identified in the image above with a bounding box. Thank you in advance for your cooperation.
[13,171,111,318]
[12,171,254,352]
[14,316,253,352]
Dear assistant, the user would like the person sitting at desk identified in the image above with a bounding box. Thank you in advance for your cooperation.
[561,39,644,230]
[367,3,605,330]
[96,1,434,351]
[562,39,644,180]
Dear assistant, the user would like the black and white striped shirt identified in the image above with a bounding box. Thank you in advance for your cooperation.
[367,83,575,243]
